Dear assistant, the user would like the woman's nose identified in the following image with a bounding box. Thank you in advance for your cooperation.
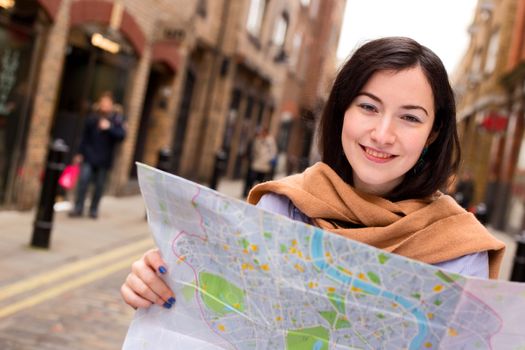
[370,117,396,145]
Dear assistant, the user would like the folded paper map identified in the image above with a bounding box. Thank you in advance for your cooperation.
[123,163,525,350]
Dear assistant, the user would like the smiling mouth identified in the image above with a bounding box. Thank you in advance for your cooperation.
[361,145,396,161]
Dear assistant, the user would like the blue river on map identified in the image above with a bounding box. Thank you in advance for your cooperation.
[310,228,429,350]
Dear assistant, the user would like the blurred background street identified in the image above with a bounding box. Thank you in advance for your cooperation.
[1,0,525,348]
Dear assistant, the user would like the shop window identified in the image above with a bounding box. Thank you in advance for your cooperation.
[290,32,302,69]
[468,48,482,87]
[484,29,499,75]
[170,68,195,174]
[256,100,265,126]
[272,12,288,47]
[197,0,207,18]
[222,89,241,151]
[277,117,292,152]
[0,3,39,203]
[234,96,255,178]
[309,0,320,18]
[246,0,266,38]
[51,25,136,167]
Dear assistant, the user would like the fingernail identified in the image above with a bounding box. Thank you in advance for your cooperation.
[158,266,167,274]
[163,301,172,309]
[168,297,176,304]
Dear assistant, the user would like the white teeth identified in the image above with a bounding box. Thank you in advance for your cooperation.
[365,147,391,159]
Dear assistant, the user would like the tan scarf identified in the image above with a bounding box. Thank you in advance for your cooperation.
[248,162,506,279]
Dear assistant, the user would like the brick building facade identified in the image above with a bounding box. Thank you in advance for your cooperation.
[453,0,525,232]
[0,0,345,210]
[278,0,345,174]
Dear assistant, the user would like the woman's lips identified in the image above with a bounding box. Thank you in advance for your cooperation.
[361,145,396,163]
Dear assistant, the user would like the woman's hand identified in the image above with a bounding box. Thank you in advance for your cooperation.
[121,248,176,309]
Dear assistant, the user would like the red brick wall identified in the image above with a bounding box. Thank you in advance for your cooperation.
[120,10,145,56]
[152,41,181,74]
[69,0,112,27]
[37,0,62,21]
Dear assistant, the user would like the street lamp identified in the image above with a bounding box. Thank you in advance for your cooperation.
[91,33,120,54]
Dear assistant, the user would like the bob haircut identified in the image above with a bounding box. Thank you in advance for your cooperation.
[319,37,460,201]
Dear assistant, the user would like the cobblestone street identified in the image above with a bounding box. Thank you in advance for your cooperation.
[0,193,153,350]
[0,179,243,349]
[0,269,132,350]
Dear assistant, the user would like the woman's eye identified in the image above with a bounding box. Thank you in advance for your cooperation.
[401,115,421,123]
[359,103,377,113]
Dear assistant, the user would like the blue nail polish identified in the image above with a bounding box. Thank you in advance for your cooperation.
[163,301,172,309]
[168,297,176,304]
[158,266,167,274]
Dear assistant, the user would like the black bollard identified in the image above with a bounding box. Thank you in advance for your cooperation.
[510,233,525,282]
[157,148,171,172]
[31,139,69,248]
[209,149,227,190]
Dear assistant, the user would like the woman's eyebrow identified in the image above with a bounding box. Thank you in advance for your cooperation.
[357,91,429,116]
[402,104,429,116]
[357,92,382,103]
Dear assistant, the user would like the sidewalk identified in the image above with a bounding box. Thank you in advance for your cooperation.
[0,195,152,288]
[0,176,519,287]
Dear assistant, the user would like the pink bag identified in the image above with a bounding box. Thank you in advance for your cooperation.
[58,164,80,190]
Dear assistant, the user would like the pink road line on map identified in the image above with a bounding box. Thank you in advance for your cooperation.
[167,188,238,350]
[192,189,208,235]
[193,189,232,232]
[447,277,503,349]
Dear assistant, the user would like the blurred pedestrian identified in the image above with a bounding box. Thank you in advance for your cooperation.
[242,127,277,197]
[69,92,126,219]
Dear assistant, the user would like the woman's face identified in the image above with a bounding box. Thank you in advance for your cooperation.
[341,66,435,196]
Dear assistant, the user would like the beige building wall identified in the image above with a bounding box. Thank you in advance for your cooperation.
[16,0,71,209]
[453,0,517,205]
[277,0,346,174]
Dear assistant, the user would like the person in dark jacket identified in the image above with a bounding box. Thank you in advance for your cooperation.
[69,92,126,218]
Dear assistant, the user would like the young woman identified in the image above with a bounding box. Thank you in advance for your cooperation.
[121,37,505,310]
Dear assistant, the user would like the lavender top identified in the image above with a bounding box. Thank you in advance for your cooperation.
[257,193,489,278]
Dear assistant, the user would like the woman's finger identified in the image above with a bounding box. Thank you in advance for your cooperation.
[143,248,169,275]
[125,273,164,306]
[131,258,175,305]
[120,283,153,309]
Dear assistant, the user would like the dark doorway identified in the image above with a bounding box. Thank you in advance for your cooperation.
[221,88,241,152]
[0,3,39,205]
[234,96,254,178]
[50,27,136,162]
[170,68,196,174]
[129,66,171,178]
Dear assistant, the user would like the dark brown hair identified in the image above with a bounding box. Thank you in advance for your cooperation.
[319,37,460,201]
